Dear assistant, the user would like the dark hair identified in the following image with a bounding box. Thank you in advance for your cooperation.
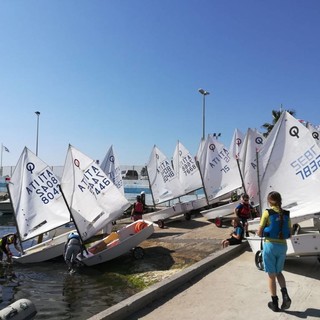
[267,191,282,208]
[242,194,249,200]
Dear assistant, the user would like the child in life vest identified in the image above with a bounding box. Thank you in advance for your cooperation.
[234,194,256,237]
[221,217,243,248]
[0,233,22,264]
[131,195,144,221]
[256,191,291,312]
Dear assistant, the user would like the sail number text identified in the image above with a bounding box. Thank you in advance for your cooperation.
[180,155,197,176]
[290,145,320,180]
[158,160,175,182]
[26,169,60,204]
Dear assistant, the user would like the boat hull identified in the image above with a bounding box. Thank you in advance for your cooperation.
[0,199,12,214]
[13,231,73,264]
[79,220,154,266]
[200,202,235,220]
[143,202,191,222]
[247,233,320,257]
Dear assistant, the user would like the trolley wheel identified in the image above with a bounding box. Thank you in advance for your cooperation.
[157,219,165,229]
[184,212,191,221]
[215,217,223,228]
[255,250,264,271]
[132,246,144,260]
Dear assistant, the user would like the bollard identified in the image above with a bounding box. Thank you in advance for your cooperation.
[0,298,37,320]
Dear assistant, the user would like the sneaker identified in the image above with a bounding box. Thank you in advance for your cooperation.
[281,294,291,310]
[268,301,280,312]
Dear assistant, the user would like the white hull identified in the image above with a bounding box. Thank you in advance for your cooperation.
[143,202,191,222]
[248,216,320,232]
[200,202,235,220]
[0,199,12,214]
[79,220,154,266]
[247,218,261,231]
[189,197,208,211]
[13,231,72,264]
[247,233,320,257]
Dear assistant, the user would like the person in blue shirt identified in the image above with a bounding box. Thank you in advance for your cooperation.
[257,191,291,312]
[221,217,243,248]
[64,232,84,272]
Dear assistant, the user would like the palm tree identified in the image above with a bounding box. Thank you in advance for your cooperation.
[261,108,296,137]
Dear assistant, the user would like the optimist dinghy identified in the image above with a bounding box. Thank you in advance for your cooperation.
[60,145,154,267]
[9,147,75,264]
[78,220,154,266]
[247,112,320,265]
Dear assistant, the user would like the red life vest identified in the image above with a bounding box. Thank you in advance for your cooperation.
[134,202,144,214]
[237,203,251,218]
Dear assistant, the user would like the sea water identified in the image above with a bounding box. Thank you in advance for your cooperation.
[0,182,204,318]
[0,215,141,319]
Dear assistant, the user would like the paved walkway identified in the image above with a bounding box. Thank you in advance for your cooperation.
[88,245,320,320]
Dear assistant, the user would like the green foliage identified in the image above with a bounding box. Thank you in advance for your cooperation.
[261,108,296,137]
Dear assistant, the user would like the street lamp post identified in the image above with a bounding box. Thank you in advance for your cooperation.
[198,88,210,140]
[35,111,40,156]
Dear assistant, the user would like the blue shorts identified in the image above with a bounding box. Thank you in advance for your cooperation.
[263,241,287,274]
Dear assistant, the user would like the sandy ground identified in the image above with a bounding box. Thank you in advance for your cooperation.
[113,213,235,285]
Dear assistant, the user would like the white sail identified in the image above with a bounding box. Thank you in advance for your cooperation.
[198,135,242,203]
[258,111,320,221]
[196,138,206,162]
[306,122,320,147]
[147,145,185,204]
[172,141,202,194]
[238,128,264,204]
[60,145,130,241]
[9,147,71,241]
[100,145,124,195]
[229,128,245,159]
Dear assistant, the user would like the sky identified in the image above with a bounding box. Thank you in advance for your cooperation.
[1,0,320,169]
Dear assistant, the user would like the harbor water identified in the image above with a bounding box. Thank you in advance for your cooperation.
[0,214,144,320]
[0,182,205,319]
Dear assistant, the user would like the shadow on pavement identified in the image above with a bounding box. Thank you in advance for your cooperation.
[284,256,320,280]
[285,308,320,318]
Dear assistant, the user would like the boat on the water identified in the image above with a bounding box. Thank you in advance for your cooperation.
[9,147,75,264]
[78,219,154,266]
[60,145,154,267]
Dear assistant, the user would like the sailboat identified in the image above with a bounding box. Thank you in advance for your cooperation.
[306,122,320,148]
[229,128,245,159]
[143,145,190,227]
[60,145,154,266]
[198,134,243,225]
[246,112,320,261]
[237,128,264,206]
[9,147,74,264]
[172,141,207,212]
[100,144,124,194]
